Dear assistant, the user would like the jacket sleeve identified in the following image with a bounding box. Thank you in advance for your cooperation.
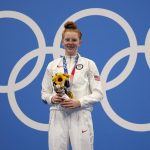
[41,65,54,105]
[79,60,103,108]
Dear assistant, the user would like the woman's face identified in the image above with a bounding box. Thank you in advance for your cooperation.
[62,31,81,56]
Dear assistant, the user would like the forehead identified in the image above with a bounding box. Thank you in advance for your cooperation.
[64,31,79,38]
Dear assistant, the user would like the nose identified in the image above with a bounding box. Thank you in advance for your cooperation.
[67,40,74,45]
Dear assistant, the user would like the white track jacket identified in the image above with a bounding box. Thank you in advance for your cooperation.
[41,54,103,111]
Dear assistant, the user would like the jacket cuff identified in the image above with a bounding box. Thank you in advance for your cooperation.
[78,98,90,108]
[43,94,55,105]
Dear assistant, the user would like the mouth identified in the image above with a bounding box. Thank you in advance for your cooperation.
[66,45,76,50]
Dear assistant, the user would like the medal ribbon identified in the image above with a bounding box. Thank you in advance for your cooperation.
[63,54,79,84]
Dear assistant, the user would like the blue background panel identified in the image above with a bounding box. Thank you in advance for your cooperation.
[0,0,150,150]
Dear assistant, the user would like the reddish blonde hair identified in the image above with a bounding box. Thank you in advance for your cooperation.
[62,21,82,40]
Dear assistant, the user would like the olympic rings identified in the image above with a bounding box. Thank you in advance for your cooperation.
[7,47,64,131]
[0,8,150,131]
[101,46,150,131]
[0,11,46,93]
[145,29,150,69]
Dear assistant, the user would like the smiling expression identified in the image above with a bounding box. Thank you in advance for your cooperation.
[62,31,81,56]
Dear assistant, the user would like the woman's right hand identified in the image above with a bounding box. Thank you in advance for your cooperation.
[51,94,64,104]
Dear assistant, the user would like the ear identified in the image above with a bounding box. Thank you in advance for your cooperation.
[79,40,82,46]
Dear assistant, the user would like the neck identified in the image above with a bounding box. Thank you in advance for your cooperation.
[65,52,78,57]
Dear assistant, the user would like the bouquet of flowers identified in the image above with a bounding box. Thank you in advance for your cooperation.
[52,73,73,99]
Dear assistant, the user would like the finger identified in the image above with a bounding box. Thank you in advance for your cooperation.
[53,98,63,104]
[62,105,72,108]
[61,101,72,105]
[55,96,61,99]
[61,103,73,107]
[64,105,75,109]
[55,99,63,103]
[62,100,71,103]
[55,98,61,101]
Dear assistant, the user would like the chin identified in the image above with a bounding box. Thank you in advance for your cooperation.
[67,50,76,55]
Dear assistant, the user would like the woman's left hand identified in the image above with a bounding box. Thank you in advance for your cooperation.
[60,98,81,109]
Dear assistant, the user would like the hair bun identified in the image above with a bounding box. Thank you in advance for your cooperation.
[64,21,77,29]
